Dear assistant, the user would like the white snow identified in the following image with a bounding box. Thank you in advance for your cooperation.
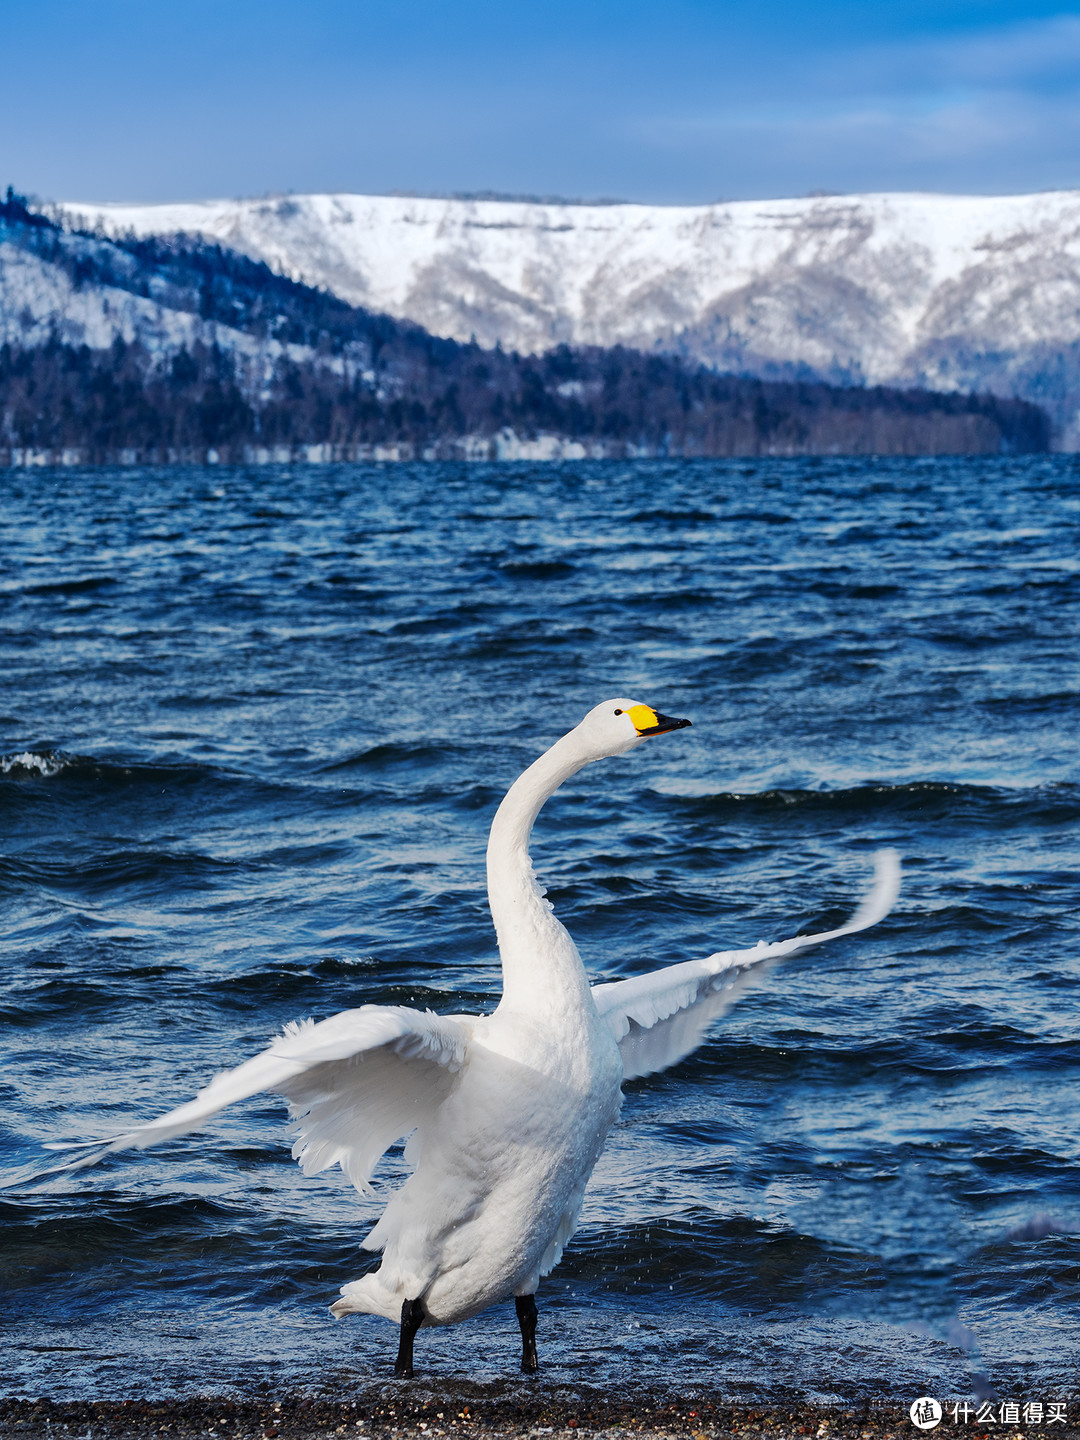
[57,188,1080,386]
[0,237,340,383]
[0,240,212,353]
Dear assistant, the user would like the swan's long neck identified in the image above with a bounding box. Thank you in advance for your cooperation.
[486,730,594,1013]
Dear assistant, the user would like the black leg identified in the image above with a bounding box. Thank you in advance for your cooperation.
[515,1293,539,1374]
[395,1296,425,1378]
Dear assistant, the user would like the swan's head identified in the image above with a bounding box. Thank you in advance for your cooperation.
[575,698,692,759]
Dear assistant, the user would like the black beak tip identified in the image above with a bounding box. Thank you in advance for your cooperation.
[641,712,692,735]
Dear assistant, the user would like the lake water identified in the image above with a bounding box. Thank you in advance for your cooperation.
[1,457,1078,1404]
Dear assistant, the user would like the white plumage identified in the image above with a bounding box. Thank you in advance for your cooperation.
[41,698,900,1373]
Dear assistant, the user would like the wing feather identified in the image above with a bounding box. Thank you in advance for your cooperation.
[592,849,900,1081]
[34,1005,471,1194]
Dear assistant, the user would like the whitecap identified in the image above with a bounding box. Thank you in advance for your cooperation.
[1,750,68,778]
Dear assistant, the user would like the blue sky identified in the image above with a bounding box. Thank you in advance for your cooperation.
[3,0,1079,204]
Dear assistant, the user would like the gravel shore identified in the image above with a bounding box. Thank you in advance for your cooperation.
[2,1385,1077,1440]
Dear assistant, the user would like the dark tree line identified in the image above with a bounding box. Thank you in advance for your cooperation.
[0,334,1048,461]
[0,191,1051,461]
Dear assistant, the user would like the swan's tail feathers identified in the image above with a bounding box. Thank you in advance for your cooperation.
[331,1273,406,1323]
[592,849,901,1082]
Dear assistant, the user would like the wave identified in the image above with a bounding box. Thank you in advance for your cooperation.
[0,1194,359,1308]
[317,742,450,774]
[499,559,576,580]
[0,752,308,809]
[0,847,245,893]
[1,750,72,778]
[558,1211,874,1307]
[0,750,222,787]
[671,780,1080,825]
[22,575,118,598]
[628,507,717,524]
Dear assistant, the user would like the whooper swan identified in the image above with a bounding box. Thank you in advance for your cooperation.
[42,699,900,1377]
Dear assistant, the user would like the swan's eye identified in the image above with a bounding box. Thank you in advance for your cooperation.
[613,709,623,716]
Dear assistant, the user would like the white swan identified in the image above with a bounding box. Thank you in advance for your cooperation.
[42,699,899,1377]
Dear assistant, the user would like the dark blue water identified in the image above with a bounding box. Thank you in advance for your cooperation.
[1,458,1078,1403]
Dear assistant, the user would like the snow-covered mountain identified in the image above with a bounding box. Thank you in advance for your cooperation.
[0,197,1051,464]
[62,189,1080,444]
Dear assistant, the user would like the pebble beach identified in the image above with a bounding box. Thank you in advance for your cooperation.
[6,1384,1077,1440]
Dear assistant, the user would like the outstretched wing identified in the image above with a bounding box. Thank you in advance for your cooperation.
[591,849,900,1082]
[37,1005,471,1195]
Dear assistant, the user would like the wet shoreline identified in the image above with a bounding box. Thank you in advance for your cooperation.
[2,1385,1079,1440]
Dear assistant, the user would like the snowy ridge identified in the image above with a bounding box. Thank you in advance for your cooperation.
[0,236,321,381]
[61,189,1080,441]
[1,238,246,358]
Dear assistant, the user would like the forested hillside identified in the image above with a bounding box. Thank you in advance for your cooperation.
[0,192,1050,462]
[64,186,1080,447]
